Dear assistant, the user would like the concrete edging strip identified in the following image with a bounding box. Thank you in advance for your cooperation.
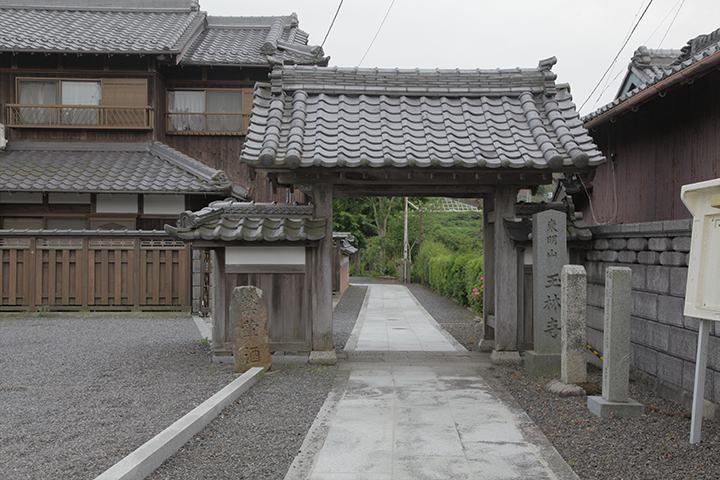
[95,367,264,480]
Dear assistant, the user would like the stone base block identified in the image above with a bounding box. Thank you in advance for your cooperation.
[546,379,585,397]
[309,350,338,365]
[524,351,561,376]
[478,338,495,352]
[587,396,644,418]
[490,350,522,365]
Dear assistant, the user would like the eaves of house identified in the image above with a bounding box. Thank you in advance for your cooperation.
[583,27,720,129]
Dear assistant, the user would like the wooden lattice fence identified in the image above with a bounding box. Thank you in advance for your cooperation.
[0,236,190,312]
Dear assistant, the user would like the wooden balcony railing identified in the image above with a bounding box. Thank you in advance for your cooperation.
[165,112,249,135]
[6,104,154,129]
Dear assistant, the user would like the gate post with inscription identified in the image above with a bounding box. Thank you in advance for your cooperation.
[525,209,567,376]
[230,286,272,374]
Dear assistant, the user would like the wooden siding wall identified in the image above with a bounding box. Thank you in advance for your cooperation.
[586,70,720,225]
[0,237,191,311]
[212,246,317,356]
[225,272,311,352]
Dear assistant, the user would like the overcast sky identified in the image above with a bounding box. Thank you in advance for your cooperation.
[201,0,720,116]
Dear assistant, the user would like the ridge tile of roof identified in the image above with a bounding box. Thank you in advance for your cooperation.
[0,141,246,197]
[241,62,605,172]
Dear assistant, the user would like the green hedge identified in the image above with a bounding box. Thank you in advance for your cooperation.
[424,252,483,315]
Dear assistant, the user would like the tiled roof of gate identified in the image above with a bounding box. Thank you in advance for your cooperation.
[0,141,247,197]
[584,26,720,123]
[165,200,327,242]
[241,61,605,170]
[0,2,327,65]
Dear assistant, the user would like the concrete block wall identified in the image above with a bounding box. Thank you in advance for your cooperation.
[583,219,720,415]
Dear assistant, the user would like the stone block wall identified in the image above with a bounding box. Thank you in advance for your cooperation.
[583,219,719,417]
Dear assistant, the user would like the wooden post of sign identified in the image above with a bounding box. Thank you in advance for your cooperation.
[690,318,711,444]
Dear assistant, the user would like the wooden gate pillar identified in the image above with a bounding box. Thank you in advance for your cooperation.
[312,181,334,354]
[481,194,495,351]
[492,185,521,362]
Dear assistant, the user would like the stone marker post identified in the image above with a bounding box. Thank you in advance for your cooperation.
[525,209,567,376]
[230,286,272,374]
[561,265,587,385]
[588,267,644,417]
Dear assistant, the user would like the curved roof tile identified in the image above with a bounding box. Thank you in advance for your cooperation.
[165,201,326,242]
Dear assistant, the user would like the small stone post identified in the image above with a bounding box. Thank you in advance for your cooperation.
[525,209,567,375]
[230,286,272,374]
[588,267,644,417]
[561,265,587,384]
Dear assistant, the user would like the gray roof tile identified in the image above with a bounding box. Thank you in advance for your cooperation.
[178,14,327,66]
[584,27,720,123]
[165,200,326,242]
[0,7,201,53]
[242,62,604,171]
[0,141,246,197]
[0,4,327,66]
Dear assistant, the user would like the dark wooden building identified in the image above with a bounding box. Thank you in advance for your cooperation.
[581,30,720,224]
[577,29,720,417]
[0,0,327,311]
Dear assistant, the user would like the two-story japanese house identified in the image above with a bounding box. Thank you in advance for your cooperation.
[0,0,327,312]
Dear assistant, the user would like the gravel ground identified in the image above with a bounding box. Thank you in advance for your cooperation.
[0,315,236,480]
[148,362,335,479]
[6,282,719,480]
[404,280,720,480]
[333,284,367,351]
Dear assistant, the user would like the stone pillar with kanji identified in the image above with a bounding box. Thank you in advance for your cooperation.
[525,209,567,376]
[230,286,272,373]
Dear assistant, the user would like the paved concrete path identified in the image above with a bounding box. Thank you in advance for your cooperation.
[286,284,578,480]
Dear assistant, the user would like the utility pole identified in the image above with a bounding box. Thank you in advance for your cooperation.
[403,197,409,282]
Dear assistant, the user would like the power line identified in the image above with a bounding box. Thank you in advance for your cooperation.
[656,0,685,48]
[320,0,344,50]
[595,1,648,105]
[579,0,655,112]
[358,0,397,66]
[596,0,686,102]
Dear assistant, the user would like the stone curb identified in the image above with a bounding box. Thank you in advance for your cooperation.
[95,367,264,480]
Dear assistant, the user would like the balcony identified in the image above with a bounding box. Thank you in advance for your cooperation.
[6,104,154,129]
[165,112,249,136]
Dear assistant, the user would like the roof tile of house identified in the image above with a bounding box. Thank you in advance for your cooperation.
[180,15,327,66]
[0,2,327,65]
[0,141,246,197]
[584,26,720,123]
[241,61,605,171]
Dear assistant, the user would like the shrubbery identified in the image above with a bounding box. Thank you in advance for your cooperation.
[424,252,483,315]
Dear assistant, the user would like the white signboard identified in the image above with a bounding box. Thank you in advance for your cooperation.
[681,178,720,321]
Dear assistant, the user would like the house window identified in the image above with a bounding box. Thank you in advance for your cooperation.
[9,78,151,129]
[166,89,252,135]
